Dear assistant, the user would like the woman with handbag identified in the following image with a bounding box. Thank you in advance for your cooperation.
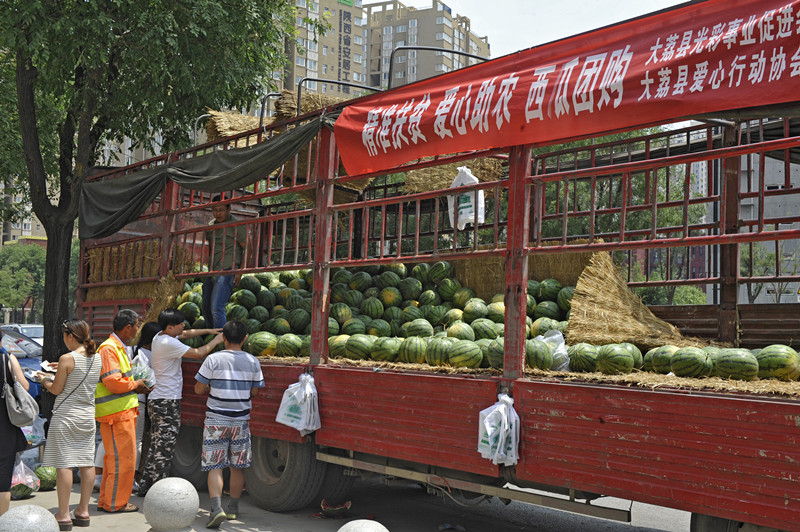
[0,330,30,516]
[39,320,102,531]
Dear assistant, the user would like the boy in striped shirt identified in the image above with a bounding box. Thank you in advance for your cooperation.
[194,320,264,528]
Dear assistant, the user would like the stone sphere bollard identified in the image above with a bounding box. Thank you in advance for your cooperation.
[0,504,60,532]
[337,519,391,532]
[143,477,200,532]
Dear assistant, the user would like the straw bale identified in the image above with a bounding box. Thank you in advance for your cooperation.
[273,89,346,121]
[84,281,158,303]
[139,272,184,332]
[205,109,269,148]
[403,158,504,196]
[86,239,163,284]
[565,251,720,351]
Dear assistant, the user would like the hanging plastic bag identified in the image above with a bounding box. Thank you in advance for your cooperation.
[447,166,485,230]
[10,457,40,500]
[540,330,570,372]
[275,373,321,436]
[21,415,47,447]
[477,393,520,466]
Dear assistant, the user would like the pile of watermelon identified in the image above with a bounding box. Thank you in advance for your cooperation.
[173,262,575,371]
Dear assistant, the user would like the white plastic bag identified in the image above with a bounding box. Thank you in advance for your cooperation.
[447,166,485,230]
[275,373,321,436]
[540,330,570,372]
[477,393,520,466]
[130,362,156,388]
[10,457,39,499]
[21,415,46,447]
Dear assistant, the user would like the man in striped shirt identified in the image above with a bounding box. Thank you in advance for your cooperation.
[194,320,264,528]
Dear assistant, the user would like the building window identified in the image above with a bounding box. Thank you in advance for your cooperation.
[436,16,452,28]
[396,40,404,47]
[354,35,363,45]
[307,40,318,52]
[409,35,417,44]
[23,223,31,231]
[383,26,392,34]
[409,19,417,27]
[296,0,306,7]
[295,75,304,85]
[408,66,416,74]
[396,25,406,33]
[307,59,317,70]
[306,80,317,90]
[383,57,390,65]
[323,64,328,74]
[322,83,327,93]
[323,45,328,55]
[395,71,405,78]
[409,50,417,58]
[308,1,318,12]
[296,56,306,67]
[435,64,448,72]
[36,224,41,230]
[354,53,362,63]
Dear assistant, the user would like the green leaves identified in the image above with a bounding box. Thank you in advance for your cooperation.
[0,243,46,311]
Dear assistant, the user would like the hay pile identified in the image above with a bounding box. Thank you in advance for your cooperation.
[205,110,266,147]
[273,89,346,121]
[403,158,504,196]
[566,251,717,351]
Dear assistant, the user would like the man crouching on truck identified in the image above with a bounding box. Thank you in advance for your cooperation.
[194,320,264,529]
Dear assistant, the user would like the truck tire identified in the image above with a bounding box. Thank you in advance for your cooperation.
[245,437,325,512]
[316,463,356,506]
[170,425,207,489]
[690,513,741,532]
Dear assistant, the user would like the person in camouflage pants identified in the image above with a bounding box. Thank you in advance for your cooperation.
[138,308,222,496]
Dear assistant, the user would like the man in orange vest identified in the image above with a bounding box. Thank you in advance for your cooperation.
[95,309,151,513]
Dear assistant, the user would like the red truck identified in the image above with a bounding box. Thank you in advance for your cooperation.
[77,1,800,530]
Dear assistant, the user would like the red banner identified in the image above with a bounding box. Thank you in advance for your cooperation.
[335,0,800,175]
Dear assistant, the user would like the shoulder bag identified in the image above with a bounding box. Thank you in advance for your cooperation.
[2,352,39,427]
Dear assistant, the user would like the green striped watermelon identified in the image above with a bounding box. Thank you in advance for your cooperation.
[288,308,311,333]
[341,318,366,336]
[379,287,403,308]
[366,319,392,337]
[237,275,262,294]
[713,348,759,381]
[486,302,505,323]
[244,319,261,335]
[462,299,488,323]
[596,344,634,375]
[345,334,375,360]
[530,317,557,337]
[276,334,303,357]
[361,297,385,320]
[527,280,540,297]
[526,338,553,370]
[538,278,563,302]
[249,305,270,322]
[192,317,207,329]
[328,334,350,358]
[651,345,679,374]
[398,277,423,301]
[256,288,276,310]
[384,263,407,278]
[670,347,713,377]
[331,269,353,286]
[181,290,203,306]
[429,261,454,284]
[178,302,201,323]
[526,294,537,317]
[449,340,483,369]
[476,339,493,368]
[425,337,452,366]
[328,317,340,336]
[418,289,441,306]
[533,301,561,320]
[349,271,373,291]
[288,277,307,292]
[471,318,498,340]
[411,263,431,283]
[343,289,364,309]
[278,270,300,286]
[557,286,574,312]
[299,335,312,357]
[443,308,464,326]
[330,283,350,303]
[330,302,353,325]
[568,343,598,372]
[383,306,402,322]
[452,287,477,309]
[376,271,401,289]
[447,322,475,341]
[436,278,461,300]
[756,344,800,381]
[619,342,643,369]
[371,337,402,362]
[34,466,56,491]
[226,304,249,322]
[406,318,434,337]
[486,338,504,369]
[398,336,427,364]
[401,306,425,323]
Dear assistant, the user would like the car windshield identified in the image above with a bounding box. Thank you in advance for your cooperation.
[21,325,43,337]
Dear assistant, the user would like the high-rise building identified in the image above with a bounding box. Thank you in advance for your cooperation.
[365,0,490,89]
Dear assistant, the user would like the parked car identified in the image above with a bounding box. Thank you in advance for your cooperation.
[0,328,43,359]
[1,324,44,345]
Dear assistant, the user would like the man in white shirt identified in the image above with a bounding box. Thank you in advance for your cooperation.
[194,320,264,528]
[137,308,223,497]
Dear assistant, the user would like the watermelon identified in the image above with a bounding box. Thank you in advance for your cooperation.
[486,302,505,323]
[379,287,403,308]
[389,319,403,337]
[462,299,488,323]
[642,347,656,372]
[345,334,375,360]
[10,481,36,500]
[713,348,759,381]
[287,278,308,291]
[398,277,423,301]
[226,304,249,322]
[619,342,643,369]
[401,306,425,323]
[429,261,454,284]
[286,293,306,310]
[406,318,434,337]
[533,300,561,320]
[249,305,270,322]
[471,318,498,340]
[596,344,635,375]
[526,294,537,317]
[376,271,401,289]
[34,466,57,491]
[486,338,505,368]
[363,286,380,299]
[385,263,408,278]
[181,290,203,306]
[178,301,201,323]
[244,318,261,334]
[557,286,574,312]
[425,337,452,366]
[568,343,598,372]
[341,318,366,336]
[330,283,350,303]
[398,336,427,364]
[493,322,505,337]
[418,289,441,306]
[538,278,563,302]
[490,293,505,304]
[343,289,364,309]
[476,339,492,368]
[256,288,276,309]
[276,287,296,306]
[447,322,475,341]
[328,335,350,358]
[371,337,402,362]
[192,317,207,329]
[383,306,402,322]
[276,334,303,357]
[349,271,373,291]
[269,317,292,336]
[254,272,274,287]
[651,345,679,374]
[411,263,431,283]
[443,308,463,326]
[670,347,713,377]
[366,319,392,337]
[278,270,300,286]
[330,302,353,325]
[756,344,800,381]
[248,330,278,356]
[449,340,483,369]
[271,306,289,320]
[452,287,477,309]
[288,308,311,333]
[237,275,262,294]
[299,335,311,357]
[231,289,257,309]
[526,338,553,370]
[328,317,340,336]
[331,269,354,286]
[436,278,461,300]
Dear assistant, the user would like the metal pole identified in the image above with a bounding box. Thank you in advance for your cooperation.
[387,45,488,89]
[193,113,211,145]
[296,77,381,116]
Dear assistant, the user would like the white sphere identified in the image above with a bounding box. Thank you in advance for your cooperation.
[0,504,60,532]
[143,477,200,531]
[337,519,391,532]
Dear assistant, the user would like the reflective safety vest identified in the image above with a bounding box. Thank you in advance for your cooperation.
[95,337,138,418]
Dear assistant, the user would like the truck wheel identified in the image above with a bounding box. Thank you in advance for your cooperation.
[316,463,356,506]
[245,437,325,512]
[690,513,741,532]
[170,425,207,489]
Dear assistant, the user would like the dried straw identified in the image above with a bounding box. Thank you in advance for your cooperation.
[403,158,504,196]
[205,109,267,148]
[84,281,158,303]
[565,251,720,351]
[273,89,346,121]
[86,239,162,284]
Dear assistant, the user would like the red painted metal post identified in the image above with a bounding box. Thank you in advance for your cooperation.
[160,179,179,277]
[719,126,740,345]
[310,125,336,365]
[503,145,532,381]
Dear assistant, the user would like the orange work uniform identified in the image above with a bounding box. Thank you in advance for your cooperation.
[95,333,139,512]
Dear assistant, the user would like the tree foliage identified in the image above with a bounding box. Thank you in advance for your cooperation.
[0,243,46,317]
[0,0,310,360]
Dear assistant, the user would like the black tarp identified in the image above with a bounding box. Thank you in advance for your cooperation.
[80,114,334,240]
